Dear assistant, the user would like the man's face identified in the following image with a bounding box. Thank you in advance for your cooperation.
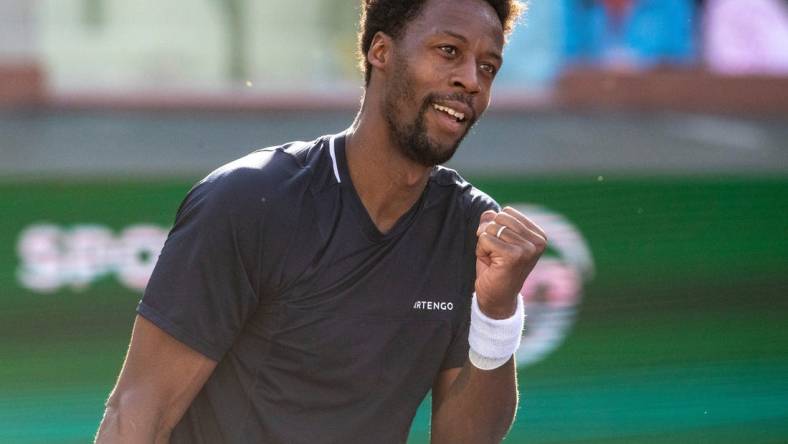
[381,0,505,167]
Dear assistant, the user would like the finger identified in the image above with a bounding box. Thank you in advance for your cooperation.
[502,206,547,240]
[493,212,531,238]
[477,210,497,236]
[475,233,492,266]
[476,231,525,260]
[484,221,527,245]
[487,216,547,250]
[502,207,548,241]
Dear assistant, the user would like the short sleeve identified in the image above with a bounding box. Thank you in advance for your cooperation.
[137,171,264,362]
[440,316,470,370]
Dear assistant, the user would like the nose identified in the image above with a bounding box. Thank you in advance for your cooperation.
[450,58,481,95]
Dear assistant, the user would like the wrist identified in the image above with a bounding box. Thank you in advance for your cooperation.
[468,292,525,371]
[476,297,518,320]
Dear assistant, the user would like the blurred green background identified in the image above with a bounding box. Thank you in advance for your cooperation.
[2,176,786,443]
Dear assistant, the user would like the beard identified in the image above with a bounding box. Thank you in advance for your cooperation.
[382,56,476,167]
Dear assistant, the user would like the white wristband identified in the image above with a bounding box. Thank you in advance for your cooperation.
[468,292,525,370]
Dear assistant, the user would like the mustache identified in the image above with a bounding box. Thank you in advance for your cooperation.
[423,93,477,122]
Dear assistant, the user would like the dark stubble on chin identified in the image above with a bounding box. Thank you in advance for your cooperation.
[382,56,472,167]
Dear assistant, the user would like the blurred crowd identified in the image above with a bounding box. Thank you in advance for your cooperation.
[1,0,787,95]
[502,0,788,86]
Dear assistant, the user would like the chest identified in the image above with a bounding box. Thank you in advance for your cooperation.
[232,194,475,409]
[272,200,470,320]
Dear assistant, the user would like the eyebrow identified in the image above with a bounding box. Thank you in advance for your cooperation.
[438,30,503,63]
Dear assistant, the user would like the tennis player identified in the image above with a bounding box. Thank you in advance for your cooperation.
[96,0,544,442]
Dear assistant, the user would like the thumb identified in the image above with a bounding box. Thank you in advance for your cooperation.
[476,210,497,236]
[475,232,494,266]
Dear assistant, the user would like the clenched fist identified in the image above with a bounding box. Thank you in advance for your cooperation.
[475,207,547,319]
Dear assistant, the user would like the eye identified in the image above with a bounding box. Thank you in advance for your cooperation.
[480,63,497,75]
[439,45,458,57]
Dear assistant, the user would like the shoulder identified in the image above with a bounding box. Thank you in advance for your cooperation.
[428,166,500,221]
[184,137,329,213]
[202,138,325,193]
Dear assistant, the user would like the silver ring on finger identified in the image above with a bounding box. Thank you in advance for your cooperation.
[496,225,507,239]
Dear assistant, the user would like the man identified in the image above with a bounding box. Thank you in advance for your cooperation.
[96,0,545,442]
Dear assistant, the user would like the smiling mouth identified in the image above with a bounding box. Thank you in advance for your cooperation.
[432,103,467,123]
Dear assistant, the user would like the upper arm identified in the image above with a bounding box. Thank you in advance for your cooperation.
[97,315,217,441]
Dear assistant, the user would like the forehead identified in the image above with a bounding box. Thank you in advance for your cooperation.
[404,0,505,48]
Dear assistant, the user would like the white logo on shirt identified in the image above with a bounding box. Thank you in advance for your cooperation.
[413,301,454,311]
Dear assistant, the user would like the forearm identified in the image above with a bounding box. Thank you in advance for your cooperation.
[431,358,518,444]
[95,391,172,443]
[95,316,217,443]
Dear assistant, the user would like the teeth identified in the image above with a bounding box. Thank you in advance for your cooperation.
[432,104,465,121]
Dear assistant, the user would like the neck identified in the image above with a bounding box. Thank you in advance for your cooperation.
[344,91,433,234]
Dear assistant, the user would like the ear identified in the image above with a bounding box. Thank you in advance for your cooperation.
[367,31,393,75]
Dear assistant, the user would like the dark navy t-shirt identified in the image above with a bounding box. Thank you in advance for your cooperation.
[138,133,499,443]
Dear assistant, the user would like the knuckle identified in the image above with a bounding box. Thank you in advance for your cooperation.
[516,242,542,261]
[512,251,530,269]
[504,249,521,263]
[509,242,527,257]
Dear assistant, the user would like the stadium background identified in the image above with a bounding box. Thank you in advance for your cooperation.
[1,0,787,442]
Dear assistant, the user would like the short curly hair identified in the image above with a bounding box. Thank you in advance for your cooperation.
[358,0,525,85]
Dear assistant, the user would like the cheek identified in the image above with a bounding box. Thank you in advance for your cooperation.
[480,95,491,114]
[476,87,493,114]
[405,53,445,86]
